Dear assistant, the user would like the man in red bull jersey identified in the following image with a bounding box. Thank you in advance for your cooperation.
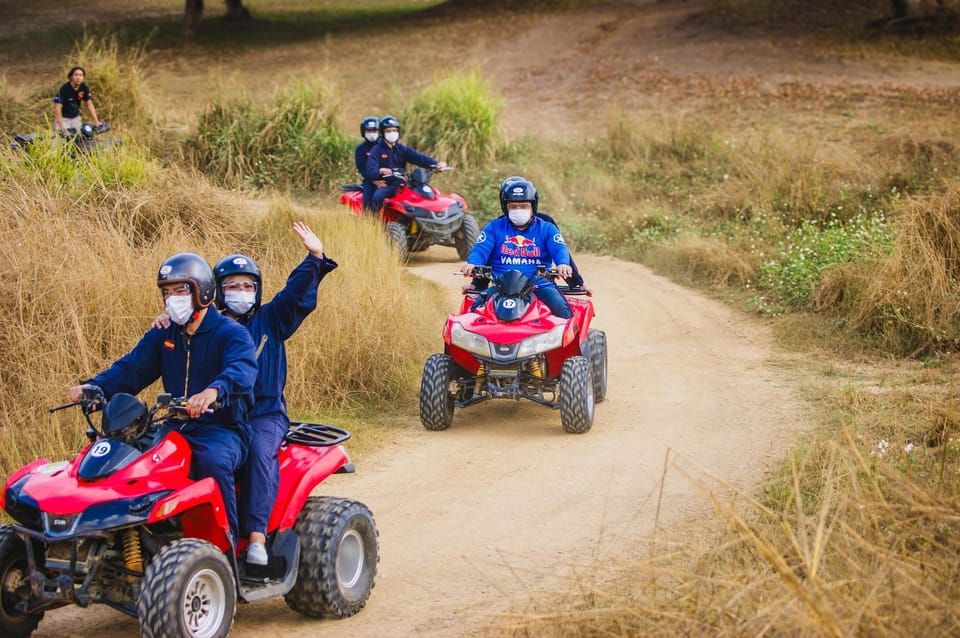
[461,177,574,318]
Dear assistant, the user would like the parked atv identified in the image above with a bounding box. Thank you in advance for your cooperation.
[339,166,480,262]
[0,386,378,637]
[419,266,607,434]
[10,122,121,155]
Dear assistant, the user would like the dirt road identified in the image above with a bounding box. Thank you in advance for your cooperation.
[33,248,802,637]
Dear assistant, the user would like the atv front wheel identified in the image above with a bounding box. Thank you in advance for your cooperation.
[587,329,608,402]
[0,526,42,638]
[285,496,378,618]
[454,214,480,260]
[138,538,236,638]
[559,356,595,434]
[420,353,455,431]
[386,221,410,263]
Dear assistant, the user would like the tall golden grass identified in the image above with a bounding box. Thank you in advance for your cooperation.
[0,143,443,479]
[816,180,960,355]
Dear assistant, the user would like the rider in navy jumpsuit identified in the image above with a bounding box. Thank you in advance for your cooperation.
[82,290,257,542]
[212,223,337,562]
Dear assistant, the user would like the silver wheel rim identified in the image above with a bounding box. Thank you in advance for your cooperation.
[182,568,226,638]
[336,529,365,589]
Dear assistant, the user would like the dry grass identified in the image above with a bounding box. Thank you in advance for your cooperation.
[0,144,443,478]
[505,414,960,636]
[815,181,960,355]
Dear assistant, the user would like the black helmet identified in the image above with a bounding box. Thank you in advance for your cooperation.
[157,253,216,308]
[360,115,379,137]
[79,123,95,139]
[499,177,539,215]
[213,254,263,315]
[379,115,400,136]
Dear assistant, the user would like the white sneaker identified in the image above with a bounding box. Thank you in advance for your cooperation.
[246,542,268,566]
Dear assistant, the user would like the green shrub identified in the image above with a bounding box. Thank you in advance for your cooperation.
[755,212,894,313]
[189,79,353,190]
[399,68,504,168]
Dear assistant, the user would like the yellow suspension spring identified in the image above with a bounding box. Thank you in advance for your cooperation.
[122,529,143,574]
[475,362,485,393]
[527,359,543,378]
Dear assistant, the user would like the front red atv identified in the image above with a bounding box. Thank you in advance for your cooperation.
[0,389,378,637]
[419,267,608,434]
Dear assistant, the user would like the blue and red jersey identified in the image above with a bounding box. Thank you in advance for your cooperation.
[467,216,571,288]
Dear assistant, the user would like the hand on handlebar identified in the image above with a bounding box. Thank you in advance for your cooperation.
[184,388,219,419]
[556,264,573,279]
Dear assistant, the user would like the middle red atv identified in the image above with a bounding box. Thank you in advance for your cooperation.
[0,387,378,638]
[339,166,480,262]
[419,266,608,434]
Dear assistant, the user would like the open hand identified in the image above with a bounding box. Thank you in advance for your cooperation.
[292,221,324,258]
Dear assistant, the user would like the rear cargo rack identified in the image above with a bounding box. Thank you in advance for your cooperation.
[283,422,351,447]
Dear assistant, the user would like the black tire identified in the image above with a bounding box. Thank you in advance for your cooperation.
[0,526,42,638]
[420,354,455,431]
[587,329,608,402]
[559,356,595,434]
[386,221,410,263]
[454,214,480,260]
[138,539,236,638]
[285,496,378,618]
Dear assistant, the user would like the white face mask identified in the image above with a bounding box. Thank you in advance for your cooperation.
[165,295,195,326]
[384,131,400,144]
[224,291,257,316]
[364,132,378,143]
[508,207,533,227]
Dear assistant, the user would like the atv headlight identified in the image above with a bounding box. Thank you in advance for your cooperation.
[450,322,491,356]
[517,324,566,358]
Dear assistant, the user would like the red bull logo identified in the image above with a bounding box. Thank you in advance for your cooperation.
[501,235,540,258]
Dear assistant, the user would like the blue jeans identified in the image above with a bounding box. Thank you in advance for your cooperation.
[239,415,287,537]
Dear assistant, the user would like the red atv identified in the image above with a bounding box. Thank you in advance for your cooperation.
[339,166,480,262]
[419,266,607,434]
[0,387,378,638]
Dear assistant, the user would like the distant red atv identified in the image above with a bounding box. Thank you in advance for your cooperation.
[339,166,480,262]
[0,387,378,638]
[419,266,607,434]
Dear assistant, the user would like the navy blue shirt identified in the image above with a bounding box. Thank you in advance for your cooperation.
[363,140,437,184]
[354,140,378,179]
[467,216,571,289]
[238,254,338,421]
[87,309,257,428]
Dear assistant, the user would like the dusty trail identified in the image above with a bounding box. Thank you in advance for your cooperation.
[33,248,802,638]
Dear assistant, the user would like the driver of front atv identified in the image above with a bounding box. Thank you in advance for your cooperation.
[461,177,574,319]
[66,252,257,541]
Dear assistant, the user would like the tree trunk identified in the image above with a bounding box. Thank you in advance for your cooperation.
[225,0,251,20]
[183,0,204,35]
[891,0,922,17]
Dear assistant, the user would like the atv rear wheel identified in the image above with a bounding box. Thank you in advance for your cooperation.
[587,329,608,402]
[138,538,236,638]
[454,213,480,260]
[386,221,410,263]
[559,356,595,434]
[0,526,42,638]
[420,353,455,431]
[285,496,378,618]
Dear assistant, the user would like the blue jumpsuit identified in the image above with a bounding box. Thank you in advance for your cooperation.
[86,309,257,541]
[363,139,438,212]
[467,216,574,318]
[354,140,378,212]
[237,253,338,538]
